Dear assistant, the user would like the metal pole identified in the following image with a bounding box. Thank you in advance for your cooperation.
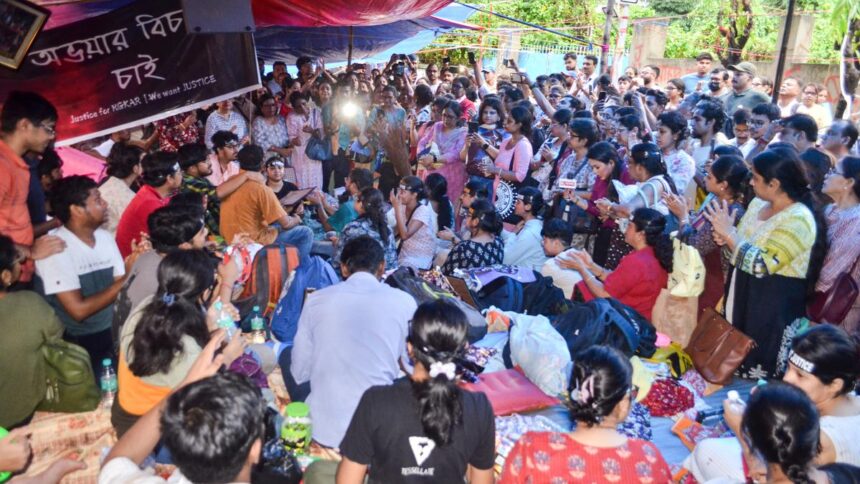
[453,0,592,45]
[347,26,354,68]
[600,0,616,75]
[771,0,796,104]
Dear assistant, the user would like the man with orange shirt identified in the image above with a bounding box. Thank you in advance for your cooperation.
[220,145,312,259]
[0,91,66,281]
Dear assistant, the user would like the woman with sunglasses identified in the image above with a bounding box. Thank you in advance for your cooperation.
[815,156,860,330]
[501,345,671,483]
[391,176,438,270]
[441,199,504,275]
[416,100,468,201]
[113,250,245,437]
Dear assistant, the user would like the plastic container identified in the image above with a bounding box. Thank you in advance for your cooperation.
[281,402,311,454]
[100,358,117,408]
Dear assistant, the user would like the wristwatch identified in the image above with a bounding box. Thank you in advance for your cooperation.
[482,143,490,150]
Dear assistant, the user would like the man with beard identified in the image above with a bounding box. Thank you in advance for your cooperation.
[178,142,266,238]
[36,175,140,373]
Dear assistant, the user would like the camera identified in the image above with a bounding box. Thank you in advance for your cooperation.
[511,73,524,84]
[399,54,407,61]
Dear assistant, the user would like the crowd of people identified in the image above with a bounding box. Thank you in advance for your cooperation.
[1,47,860,484]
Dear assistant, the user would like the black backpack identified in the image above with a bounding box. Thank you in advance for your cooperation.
[552,298,656,359]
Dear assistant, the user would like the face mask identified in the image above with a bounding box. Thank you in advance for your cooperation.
[708,81,721,92]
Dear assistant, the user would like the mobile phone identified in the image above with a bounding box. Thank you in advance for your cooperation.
[503,59,511,67]
[598,91,608,102]
[511,73,524,84]
[394,63,405,76]
[467,52,476,64]
[468,122,479,134]
[443,56,451,64]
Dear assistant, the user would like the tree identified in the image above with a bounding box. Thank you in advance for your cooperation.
[716,0,755,66]
[832,0,860,117]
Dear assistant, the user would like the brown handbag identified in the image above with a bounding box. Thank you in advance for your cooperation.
[807,257,860,325]
[684,307,756,384]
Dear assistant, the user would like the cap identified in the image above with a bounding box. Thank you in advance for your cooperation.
[728,61,756,76]
[481,67,495,74]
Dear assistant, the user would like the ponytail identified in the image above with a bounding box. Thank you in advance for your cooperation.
[632,208,673,272]
[129,297,209,376]
[408,300,469,445]
[127,250,215,377]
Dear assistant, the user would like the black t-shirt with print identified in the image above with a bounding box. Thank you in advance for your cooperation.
[339,377,495,483]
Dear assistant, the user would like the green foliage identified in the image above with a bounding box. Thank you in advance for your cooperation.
[650,0,697,16]
[422,0,841,65]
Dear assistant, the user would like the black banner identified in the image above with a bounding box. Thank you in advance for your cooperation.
[0,0,259,145]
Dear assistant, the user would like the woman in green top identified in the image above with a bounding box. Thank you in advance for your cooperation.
[706,147,827,379]
[0,234,64,429]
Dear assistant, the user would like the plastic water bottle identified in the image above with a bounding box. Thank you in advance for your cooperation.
[250,305,267,344]
[214,300,237,340]
[100,359,117,408]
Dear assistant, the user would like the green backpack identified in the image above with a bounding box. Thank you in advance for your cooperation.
[37,340,101,413]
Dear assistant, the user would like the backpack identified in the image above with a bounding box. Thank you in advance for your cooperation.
[667,235,706,297]
[521,272,575,317]
[270,255,339,345]
[235,244,300,319]
[385,267,487,342]
[471,276,525,313]
[552,298,657,359]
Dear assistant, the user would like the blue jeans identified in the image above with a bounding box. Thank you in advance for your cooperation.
[273,224,313,263]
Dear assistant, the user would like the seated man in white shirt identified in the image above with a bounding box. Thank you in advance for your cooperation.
[290,235,417,448]
[540,218,581,299]
[502,187,548,271]
[100,339,264,484]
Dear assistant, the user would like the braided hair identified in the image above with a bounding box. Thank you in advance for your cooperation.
[408,300,469,445]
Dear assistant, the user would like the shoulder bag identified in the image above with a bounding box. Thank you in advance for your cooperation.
[684,307,755,384]
[36,339,101,413]
[304,110,332,161]
[807,255,860,325]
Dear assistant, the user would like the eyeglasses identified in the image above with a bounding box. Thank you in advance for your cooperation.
[39,123,56,136]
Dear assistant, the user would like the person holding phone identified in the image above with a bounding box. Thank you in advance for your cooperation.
[461,98,508,199]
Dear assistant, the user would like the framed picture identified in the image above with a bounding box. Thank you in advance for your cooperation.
[0,0,50,70]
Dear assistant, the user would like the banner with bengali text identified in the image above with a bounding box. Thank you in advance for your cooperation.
[0,0,260,146]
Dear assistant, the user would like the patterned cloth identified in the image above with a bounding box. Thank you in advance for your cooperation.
[732,197,816,278]
[331,217,398,273]
[19,408,116,484]
[442,237,505,275]
[641,378,695,417]
[204,109,248,149]
[815,203,860,331]
[252,115,290,159]
[182,174,221,236]
[499,431,672,484]
[154,114,200,152]
[287,109,324,190]
[663,149,696,198]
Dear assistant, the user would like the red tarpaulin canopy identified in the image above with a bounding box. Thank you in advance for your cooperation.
[39,0,454,29]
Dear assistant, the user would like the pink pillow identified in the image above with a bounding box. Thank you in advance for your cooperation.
[460,368,560,415]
